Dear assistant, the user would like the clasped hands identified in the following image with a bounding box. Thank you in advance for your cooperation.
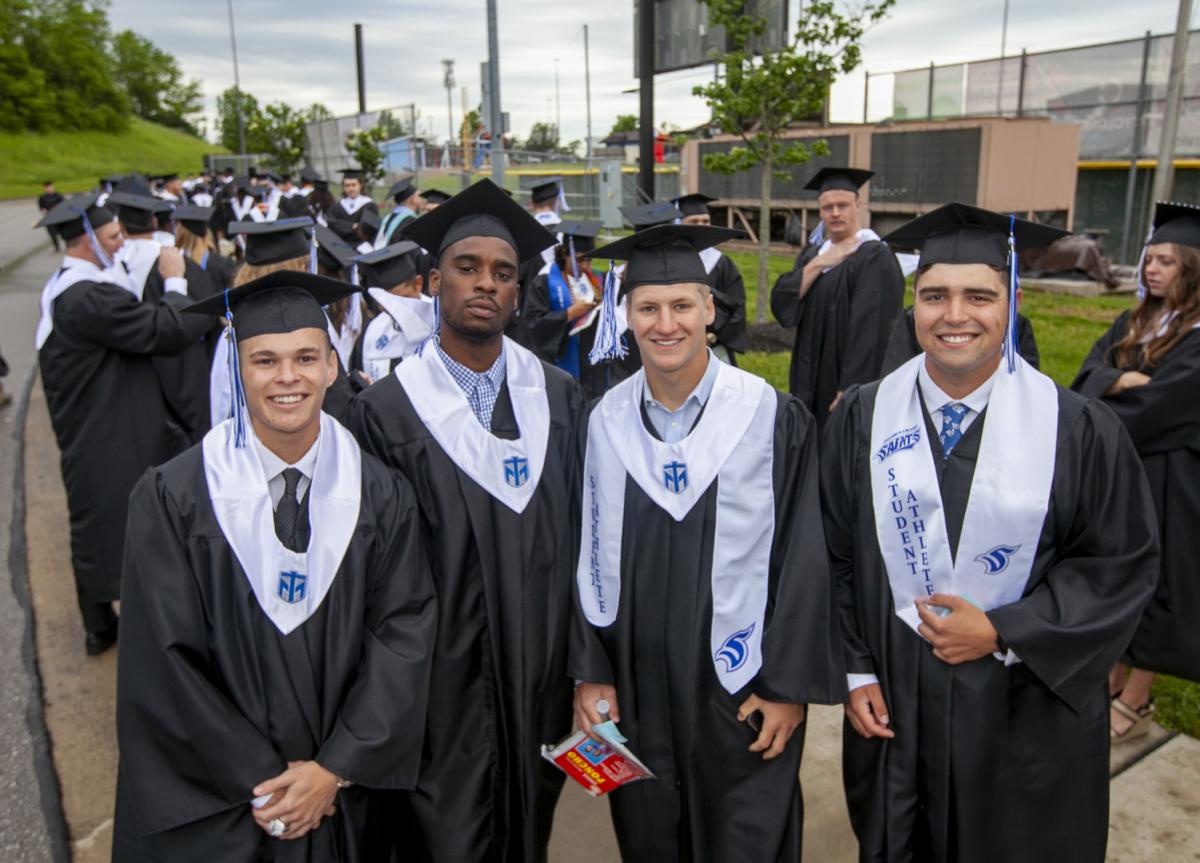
[251,760,339,841]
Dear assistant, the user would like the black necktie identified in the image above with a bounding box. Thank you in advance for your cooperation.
[274,468,303,552]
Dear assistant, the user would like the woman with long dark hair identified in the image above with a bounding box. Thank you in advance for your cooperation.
[1072,202,1200,741]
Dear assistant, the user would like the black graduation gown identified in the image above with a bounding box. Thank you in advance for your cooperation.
[568,392,846,863]
[820,381,1159,863]
[770,240,904,429]
[707,253,748,361]
[350,364,581,863]
[326,200,380,245]
[204,249,237,295]
[38,279,211,611]
[112,443,437,862]
[141,255,223,443]
[1072,310,1200,682]
[279,193,311,219]
[880,307,1040,376]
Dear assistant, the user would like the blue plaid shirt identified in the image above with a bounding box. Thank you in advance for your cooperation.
[435,338,507,430]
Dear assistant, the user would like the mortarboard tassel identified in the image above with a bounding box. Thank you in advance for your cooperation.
[588,263,628,364]
[223,288,250,448]
[309,228,318,274]
[1005,214,1019,374]
[557,182,571,215]
[71,206,114,270]
[568,235,579,280]
[808,221,825,247]
[1135,223,1154,301]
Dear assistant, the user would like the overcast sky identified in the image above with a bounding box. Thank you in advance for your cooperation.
[108,0,1187,147]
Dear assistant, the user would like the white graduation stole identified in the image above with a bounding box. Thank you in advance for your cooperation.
[578,363,778,694]
[362,289,435,382]
[35,257,137,349]
[396,337,550,513]
[869,355,1059,636]
[339,196,371,216]
[202,412,362,635]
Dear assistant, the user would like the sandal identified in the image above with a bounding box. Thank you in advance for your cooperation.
[1110,697,1155,743]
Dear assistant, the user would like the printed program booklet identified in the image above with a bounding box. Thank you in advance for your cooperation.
[541,730,655,797]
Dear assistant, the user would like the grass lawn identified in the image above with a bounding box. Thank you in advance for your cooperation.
[0,118,221,200]
[726,247,1199,737]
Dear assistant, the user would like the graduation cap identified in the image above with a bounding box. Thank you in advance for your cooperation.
[804,167,874,196]
[586,223,742,363]
[183,270,358,448]
[339,168,365,181]
[314,224,358,275]
[113,177,155,199]
[244,186,269,202]
[174,205,214,238]
[359,207,381,240]
[1148,202,1200,250]
[107,190,162,234]
[387,174,418,203]
[299,166,324,184]
[263,172,282,184]
[883,202,1069,373]
[529,176,566,207]
[673,193,716,218]
[35,192,116,246]
[620,201,684,229]
[403,178,556,264]
[159,172,180,183]
[228,217,316,267]
[557,219,604,255]
[421,189,451,205]
[356,241,422,289]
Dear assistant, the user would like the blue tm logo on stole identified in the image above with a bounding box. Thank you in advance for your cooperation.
[375,333,390,350]
[277,570,308,604]
[715,623,756,672]
[663,461,688,494]
[503,455,529,488]
[975,544,1022,575]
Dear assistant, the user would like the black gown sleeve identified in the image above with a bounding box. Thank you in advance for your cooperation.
[755,393,847,705]
[838,242,905,391]
[769,246,818,328]
[521,273,572,364]
[316,465,437,788]
[819,386,878,679]
[117,470,284,835]
[60,281,210,353]
[1016,313,1040,370]
[1070,311,1129,399]
[879,307,917,376]
[709,255,748,354]
[986,399,1160,712]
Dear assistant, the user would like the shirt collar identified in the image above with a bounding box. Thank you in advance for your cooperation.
[436,337,507,390]
[643,350,720,413]
[918,357,999,415]
[253,428,320,482]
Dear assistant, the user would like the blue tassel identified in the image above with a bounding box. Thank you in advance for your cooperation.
[309,228,318,274]
[588,263,628,364]
[557,182,571,214]
[70,205,113,269]
[1005,215,1018,374]
[417,294,440,357]
[568,235,579,279]
[351,263,360,287]
[1135,223,1154,301]
[808,221,825,247]
[223,287,249,448]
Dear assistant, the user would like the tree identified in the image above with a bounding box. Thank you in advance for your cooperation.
[344,125,388,186]
[111,30,202,134]
[524,121,560,153]
[0,1,52,132]
[216,86,262,153]
[608,114,638,136]
[21,0,129,131]
[694,0,893,323]
[377,108,418,140]
[250,101,331,174]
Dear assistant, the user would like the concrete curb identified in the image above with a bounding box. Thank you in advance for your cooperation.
[0,244,48,279]
[8,362,71,862]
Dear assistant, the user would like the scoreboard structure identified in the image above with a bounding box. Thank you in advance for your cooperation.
[634,0,788,76]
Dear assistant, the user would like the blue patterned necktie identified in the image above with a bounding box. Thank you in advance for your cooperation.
[939,402,969,457]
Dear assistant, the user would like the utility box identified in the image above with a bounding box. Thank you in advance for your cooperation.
[599,160,624,229]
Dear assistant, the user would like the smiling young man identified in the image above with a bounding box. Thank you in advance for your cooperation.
[771,168,905,428]
[35,193,213,653]
[571,223,845,863]
[820,203,1160,863]
[350,179,581,862]
[113,271,436,862]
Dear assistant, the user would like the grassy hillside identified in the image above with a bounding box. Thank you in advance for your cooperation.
[0,117,222,199]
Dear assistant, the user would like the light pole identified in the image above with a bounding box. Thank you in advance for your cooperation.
[442,59,456,150]
[485,0,505,184]
[226,0,245,154]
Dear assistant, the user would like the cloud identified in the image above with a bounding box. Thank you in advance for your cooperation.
[107,0,1184,145]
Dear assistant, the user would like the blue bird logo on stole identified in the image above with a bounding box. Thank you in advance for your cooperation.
[663,461,688,494]
[503,455,529,488]
[714,623,756,672]
[975,544,1022,575]
[277,570,308,604]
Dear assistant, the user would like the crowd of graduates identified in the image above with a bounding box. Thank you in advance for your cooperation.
[20,158,1200,862]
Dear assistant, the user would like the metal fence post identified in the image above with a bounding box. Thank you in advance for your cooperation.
[1121,31,1154,263]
